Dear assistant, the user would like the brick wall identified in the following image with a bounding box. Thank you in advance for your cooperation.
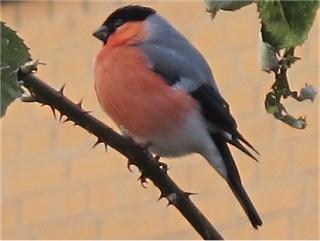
[1,1,318,239]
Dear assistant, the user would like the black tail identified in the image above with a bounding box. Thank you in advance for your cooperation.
[227,177,262,229]
[211,132,262,228]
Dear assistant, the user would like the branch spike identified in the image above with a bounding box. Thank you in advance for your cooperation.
[92,138,104,148]
[49,106,57,119]
[138,173,148,188]
[158,191,166,201]
[83,110,92,115]
[77,98,84,110]
[63,116,72,123]
[184,192,197,198]
[58,111,65,122]
[58,84,66,95]
[127,159,135,172]
[41,103,57,119]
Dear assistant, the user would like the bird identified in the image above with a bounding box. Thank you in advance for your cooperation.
[93,5,262,229]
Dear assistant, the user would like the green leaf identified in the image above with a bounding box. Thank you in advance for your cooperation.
[205,0,253,18]
[258,0,320,50]
[1,22,31,117]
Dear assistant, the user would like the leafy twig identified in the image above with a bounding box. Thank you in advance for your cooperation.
[264,48,317,129]
[18,61,223,240]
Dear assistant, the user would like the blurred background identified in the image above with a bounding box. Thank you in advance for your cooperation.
[1,1,318,239]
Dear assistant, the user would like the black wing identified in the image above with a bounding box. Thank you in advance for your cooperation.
[191,84,259,160]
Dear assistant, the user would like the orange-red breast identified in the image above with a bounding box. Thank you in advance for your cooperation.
[93,5,262,228]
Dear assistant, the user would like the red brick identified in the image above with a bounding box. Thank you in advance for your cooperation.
[303,173,318,209]
[100,203,166,239]
[190,18,227,57]
[1,101,36,130]
[208,52,237,84]
[292,210,318,239]
[33,217,98,239]
[55,187,87,218]
[51,1,85,19]
[70,148,127,183]
[0,3,19,27]
[294,137,318,173]
[2,227,31,239]
[88,180,119,211]
[4,160,67,197]
[257,215,290,239]
[1,132,20,166]
[238,44,263,78]
[224,5,260,48]
[22,193,52,224]
[223,84,259,115]
[259,142,293,180]
[255,179,302,215]
[2,200,20,229]
[305,15,319,63]
[235,112,275,147]
[151,2,206,27]
[20,125,54,158]
[162,229,201,239]
[17,17,71,55]
[224,220,258,240]
[189,156,224,193]
[54,123,89,153]
[116,173,158,207]
[166,206,194,233]
[164,156,193,189]
[193,190,234,225]
[16,1,52,27]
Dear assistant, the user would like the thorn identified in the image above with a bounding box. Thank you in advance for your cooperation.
[154,155,161,161]
[62,117,72,123]
[104,143,108,152]
[40,103,57,119]
[58,112,64,122]
[183,191,197,198]
[83,110,92,115]
[77,99,84,110]
[92,138,104,148]
[58,84,66,95]
[127,159,135,172]
[157,191,166,201]
[138,173,148,188]
[50,106,57,119]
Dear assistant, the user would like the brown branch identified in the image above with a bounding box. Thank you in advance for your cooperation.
[18,66,223,240]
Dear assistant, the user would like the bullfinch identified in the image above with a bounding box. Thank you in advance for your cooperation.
[93,5,262,228]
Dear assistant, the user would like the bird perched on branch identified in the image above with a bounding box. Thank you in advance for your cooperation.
[93,5,262,228]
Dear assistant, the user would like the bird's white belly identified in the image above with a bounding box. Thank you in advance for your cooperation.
[133,111,227,178]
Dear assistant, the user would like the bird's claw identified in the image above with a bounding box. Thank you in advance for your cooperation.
[138,173,148,188]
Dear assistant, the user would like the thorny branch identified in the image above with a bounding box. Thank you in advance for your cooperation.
[18,61,223,240]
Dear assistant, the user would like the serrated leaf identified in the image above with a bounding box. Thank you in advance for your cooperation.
[1,21,31,117]
[258,1,320,50]
[206,0,253,18]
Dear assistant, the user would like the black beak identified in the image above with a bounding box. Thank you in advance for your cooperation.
[92,25,109,43]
